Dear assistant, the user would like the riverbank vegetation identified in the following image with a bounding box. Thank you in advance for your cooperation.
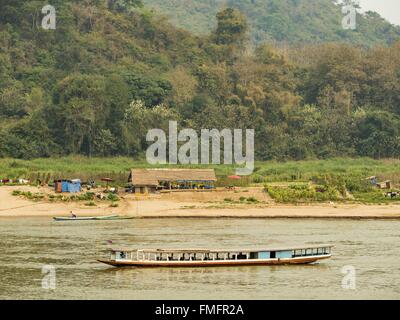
[1,1,400,161]
[2,157,400,204]
[265,171,400,204]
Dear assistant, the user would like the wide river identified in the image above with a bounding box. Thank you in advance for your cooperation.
[0,217,399,299]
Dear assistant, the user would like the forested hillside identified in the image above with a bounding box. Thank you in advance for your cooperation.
[0,0,400,160]
[144,0,400,45]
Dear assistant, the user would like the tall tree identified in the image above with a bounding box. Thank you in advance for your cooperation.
[214,8,248,46]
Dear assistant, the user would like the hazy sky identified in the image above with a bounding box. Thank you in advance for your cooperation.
[358,0,400,25]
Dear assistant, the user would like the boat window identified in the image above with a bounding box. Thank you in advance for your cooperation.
[294,250,302,257]
[116,251,128,260]
[325,247,331,254]
[313,248,318,255]
[236,253,247,260]
[250,252,258,259]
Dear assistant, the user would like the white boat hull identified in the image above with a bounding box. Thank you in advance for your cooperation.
[98,254,331,267]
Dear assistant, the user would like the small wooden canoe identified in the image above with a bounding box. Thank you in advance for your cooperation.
[53,215,121,221]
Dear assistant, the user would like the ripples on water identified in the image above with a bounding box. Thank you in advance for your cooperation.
[0,217,399,299]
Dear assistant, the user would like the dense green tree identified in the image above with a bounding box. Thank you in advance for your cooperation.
[354,110,400,158]
[214,8,248,46]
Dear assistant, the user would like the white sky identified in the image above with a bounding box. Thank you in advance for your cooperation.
[358,0,400,25]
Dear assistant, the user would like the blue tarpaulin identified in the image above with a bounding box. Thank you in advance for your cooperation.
[55,179,81,193]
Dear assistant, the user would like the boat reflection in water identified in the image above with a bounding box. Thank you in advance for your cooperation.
[98,244,333,268]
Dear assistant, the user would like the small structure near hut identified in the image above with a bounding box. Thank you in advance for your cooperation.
[54,179,82,193]
[128,169,217,194]
[378,180,392,190]
[366,176,392,190]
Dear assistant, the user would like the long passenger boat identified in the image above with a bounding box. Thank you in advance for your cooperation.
[97,244,333,267]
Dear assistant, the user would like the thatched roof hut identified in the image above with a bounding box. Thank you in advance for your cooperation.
[129,169,217,193]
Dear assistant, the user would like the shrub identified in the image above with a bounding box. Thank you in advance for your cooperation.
[76,192,95,201]
[246,197,258,203]
[345,176,374,193]
[289,184,308,190]
[252,174,264,183]
[14,190,45,201]
[12,190,21,196]
[266,184,339,203]
[107,193,119,202]
[32,193,45,200]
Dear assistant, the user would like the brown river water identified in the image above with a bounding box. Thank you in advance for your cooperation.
[0,217,399,299]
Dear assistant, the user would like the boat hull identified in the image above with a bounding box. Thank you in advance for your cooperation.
[54,217,99,221]
[100,216,135,220]
[97,255,331,268]
[53,215,131,221]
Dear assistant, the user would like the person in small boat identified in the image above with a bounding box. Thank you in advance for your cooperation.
[70,211,77,218]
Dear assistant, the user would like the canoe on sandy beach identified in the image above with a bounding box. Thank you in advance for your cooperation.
[53,215,134,221]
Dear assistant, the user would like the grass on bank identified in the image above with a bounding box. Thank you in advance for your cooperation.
[0,156,399,184]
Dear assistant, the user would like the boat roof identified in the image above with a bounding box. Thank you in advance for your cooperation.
[109,244,334,253]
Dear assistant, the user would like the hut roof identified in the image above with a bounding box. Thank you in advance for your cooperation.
[130,169,217,186]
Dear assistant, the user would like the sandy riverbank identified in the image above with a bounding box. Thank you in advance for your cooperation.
[0,185,400,219]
